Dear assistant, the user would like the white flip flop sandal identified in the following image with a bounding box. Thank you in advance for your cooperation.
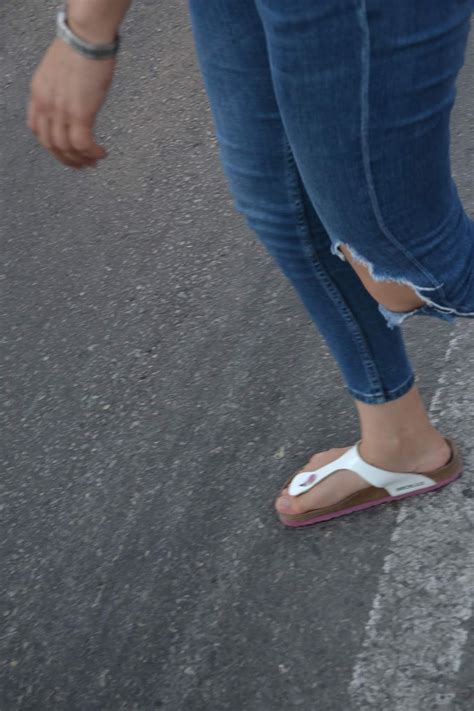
[276,437,463,528]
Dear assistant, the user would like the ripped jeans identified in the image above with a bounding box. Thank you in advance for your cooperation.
[188,0,474,404]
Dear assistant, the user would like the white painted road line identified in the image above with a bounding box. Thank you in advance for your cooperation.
[349,322,474,711]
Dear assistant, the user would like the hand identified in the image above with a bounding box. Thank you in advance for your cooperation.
[27,37,116,169]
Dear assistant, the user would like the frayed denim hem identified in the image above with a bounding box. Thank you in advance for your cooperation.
[331,239,459,329]
[348,371,416,404]
[378,303,456,329]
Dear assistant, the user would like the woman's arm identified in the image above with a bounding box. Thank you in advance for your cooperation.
[28,1,133,169]
[67,0,132,43]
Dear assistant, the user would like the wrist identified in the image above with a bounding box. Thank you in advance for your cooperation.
[66,5,119,44]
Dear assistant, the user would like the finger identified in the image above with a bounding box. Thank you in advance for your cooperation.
[35,112,79,167]
[50,116,95,167]
[52,149,85,168]
[27,99,38,135]
[36,112,53,152]
[68,122,107,162]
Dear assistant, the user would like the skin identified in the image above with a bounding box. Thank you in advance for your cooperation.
[27,2,450,519]
[28,40,114,169]
[339,244,426,312]
[27,0,131,169]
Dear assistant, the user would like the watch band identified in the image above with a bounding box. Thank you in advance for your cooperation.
[56,7,120,60]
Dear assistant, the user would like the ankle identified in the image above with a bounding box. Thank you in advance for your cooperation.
[356,385,436,451]
[361,424,443,451]
[358,427,450,471]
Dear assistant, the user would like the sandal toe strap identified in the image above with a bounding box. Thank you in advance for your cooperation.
[288,442,436,497]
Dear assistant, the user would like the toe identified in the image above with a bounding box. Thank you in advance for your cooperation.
[275,489,294,514]
[276,446,367,519]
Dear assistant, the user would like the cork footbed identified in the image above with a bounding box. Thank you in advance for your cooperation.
[276,437,463,528]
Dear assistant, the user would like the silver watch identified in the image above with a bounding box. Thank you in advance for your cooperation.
[56,7,120,60]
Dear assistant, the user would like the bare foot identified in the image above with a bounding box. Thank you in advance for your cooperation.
[275,438,452,516]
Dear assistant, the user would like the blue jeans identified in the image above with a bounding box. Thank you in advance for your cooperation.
[188,0,474,404]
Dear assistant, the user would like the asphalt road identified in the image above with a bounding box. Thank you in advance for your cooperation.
[1,2,474,710]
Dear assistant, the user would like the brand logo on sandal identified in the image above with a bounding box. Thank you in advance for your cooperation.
[300,474,316,487]
[396,483,422,492]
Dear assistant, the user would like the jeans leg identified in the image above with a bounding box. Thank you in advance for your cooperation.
[188,0,415,403]
[256,0,474,328]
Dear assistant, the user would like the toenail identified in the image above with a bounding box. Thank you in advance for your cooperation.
[278,496,292,512]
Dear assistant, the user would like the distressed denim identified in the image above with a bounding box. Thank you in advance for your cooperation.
[188,0,474,404]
